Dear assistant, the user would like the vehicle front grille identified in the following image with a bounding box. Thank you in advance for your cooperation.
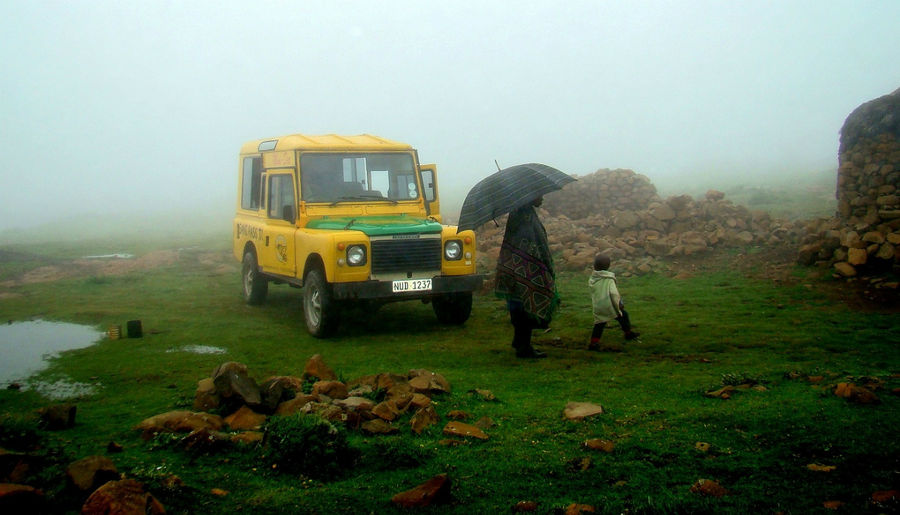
[371,237,441,275]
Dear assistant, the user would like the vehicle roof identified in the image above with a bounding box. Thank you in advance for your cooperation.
[240,134,413,154]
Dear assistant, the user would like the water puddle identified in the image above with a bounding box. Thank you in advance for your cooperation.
[166,345,227,355]
[0,320,104,388]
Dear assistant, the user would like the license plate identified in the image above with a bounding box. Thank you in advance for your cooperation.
[392,279,432,293]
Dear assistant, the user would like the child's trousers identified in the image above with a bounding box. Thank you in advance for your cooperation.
[591,309,633,339]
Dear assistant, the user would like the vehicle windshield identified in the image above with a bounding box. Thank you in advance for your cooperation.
[300,152,419,203]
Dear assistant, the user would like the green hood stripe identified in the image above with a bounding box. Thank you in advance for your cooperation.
[306,216,443,236]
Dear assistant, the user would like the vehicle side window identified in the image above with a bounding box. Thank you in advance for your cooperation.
[241,157,262,209]
[267,174,296,222]
[420,169,435,202]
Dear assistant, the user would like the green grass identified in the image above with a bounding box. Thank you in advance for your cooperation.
[0,238,898,514]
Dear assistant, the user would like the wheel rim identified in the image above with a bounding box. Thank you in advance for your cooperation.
[243,266,253,296]
[307,286,321,327]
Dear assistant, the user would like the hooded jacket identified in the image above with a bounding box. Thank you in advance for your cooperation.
[589,269,623,324]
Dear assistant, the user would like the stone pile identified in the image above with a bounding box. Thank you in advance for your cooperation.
[803,87,900,280]
[476,169,805,274]
[147,356,470,442]
[542,168,660,217]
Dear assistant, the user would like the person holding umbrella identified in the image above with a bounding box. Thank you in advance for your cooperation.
[457,163,575,359]
[494,195,559,358]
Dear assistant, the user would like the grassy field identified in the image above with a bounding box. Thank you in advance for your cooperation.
[0,236,898,514]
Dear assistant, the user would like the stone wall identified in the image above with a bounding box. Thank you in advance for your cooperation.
[476,169,805,275]
[799,88,900,278]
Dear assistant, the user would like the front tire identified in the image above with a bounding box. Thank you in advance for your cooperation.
[242,251,268,305]
[432,292,473,325]
[303,268,339,338]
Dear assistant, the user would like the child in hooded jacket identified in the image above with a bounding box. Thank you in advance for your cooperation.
[589,254,639,350]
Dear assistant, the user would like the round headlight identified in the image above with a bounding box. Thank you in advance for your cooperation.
[444,240,462,260]
[347,245,366,266]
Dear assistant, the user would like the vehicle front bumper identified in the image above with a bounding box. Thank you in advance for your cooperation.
[332,274,484,301]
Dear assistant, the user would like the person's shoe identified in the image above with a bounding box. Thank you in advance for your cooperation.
[516,347,547,358]
[625,331,641,341]
[588,342,601,352]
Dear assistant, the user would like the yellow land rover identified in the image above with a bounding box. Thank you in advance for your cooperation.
[233,133,482,337]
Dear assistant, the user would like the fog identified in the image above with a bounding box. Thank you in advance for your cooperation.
[1,1,898,237]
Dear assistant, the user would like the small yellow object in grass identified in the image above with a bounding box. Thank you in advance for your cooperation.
[806,463,837,472]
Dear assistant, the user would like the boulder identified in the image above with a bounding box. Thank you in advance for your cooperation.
[391,473,451,508]
[37,403,76,430]
[193,378,220,412]
[312,380,348,400]
[224,405,267,431]
[410,405,440,435]
[134,410,224,439]
[81,479,165,515]
[563,402,604,421]
[303,354,337,381]
[212,362,261,407]
[66,455,119,492]
[442,421,489,440]
[0,483,46,513]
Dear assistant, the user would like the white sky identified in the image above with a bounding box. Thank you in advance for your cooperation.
[1,1,898,232]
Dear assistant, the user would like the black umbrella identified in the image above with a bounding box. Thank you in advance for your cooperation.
[456,163,576,232]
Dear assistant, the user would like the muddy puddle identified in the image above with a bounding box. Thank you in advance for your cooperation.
[0,320,104,394]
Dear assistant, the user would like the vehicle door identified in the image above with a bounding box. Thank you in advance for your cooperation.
[260,170,298,277]
[419,164,440,220]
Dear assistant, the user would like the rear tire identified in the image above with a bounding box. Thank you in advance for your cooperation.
[303,268,339,338]
[432,292,473,325]
[242,251,268,305]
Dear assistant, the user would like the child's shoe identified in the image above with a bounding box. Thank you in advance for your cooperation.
[624,331,640,341]
[588,338,601,351]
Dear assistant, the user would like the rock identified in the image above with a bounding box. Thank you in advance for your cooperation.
[312,380,348,400]
[407,369,451,393]
[408,393,432,410]
[372,400,402,421]
[705,386,735,399]
[847,247,868,266]
[133,410,224,439]
[193,378,220,412]
[81,479,165,515]
[705,190,725,201]
[224,405,267,430]
[303,354,337,381]
[258,376,304,413]
[274,394,317,416]
[333,396,374,412]
[361,419,398,435]
[513,500,539,512]
[37,403,76,430]
[689,478,728,497]
[66,455,119,491]
[833,262,857,277]
[180,428,232,452]
[391,473,451,508]
[875,242,895,260]
[0,483,46,512]
[442,421,489,440]
[565,504,596,514]
[446,410,469,420]
[834,382,879,404]
[563,402,604,421]
[584,439,615,453]
[862,231,886,244]
[212,361,261,407]
[410,405,440,435]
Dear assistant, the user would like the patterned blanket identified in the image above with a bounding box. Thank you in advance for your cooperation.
[494,205,559,324]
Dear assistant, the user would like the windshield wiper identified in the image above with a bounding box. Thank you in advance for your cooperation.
[330,195,398,206]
